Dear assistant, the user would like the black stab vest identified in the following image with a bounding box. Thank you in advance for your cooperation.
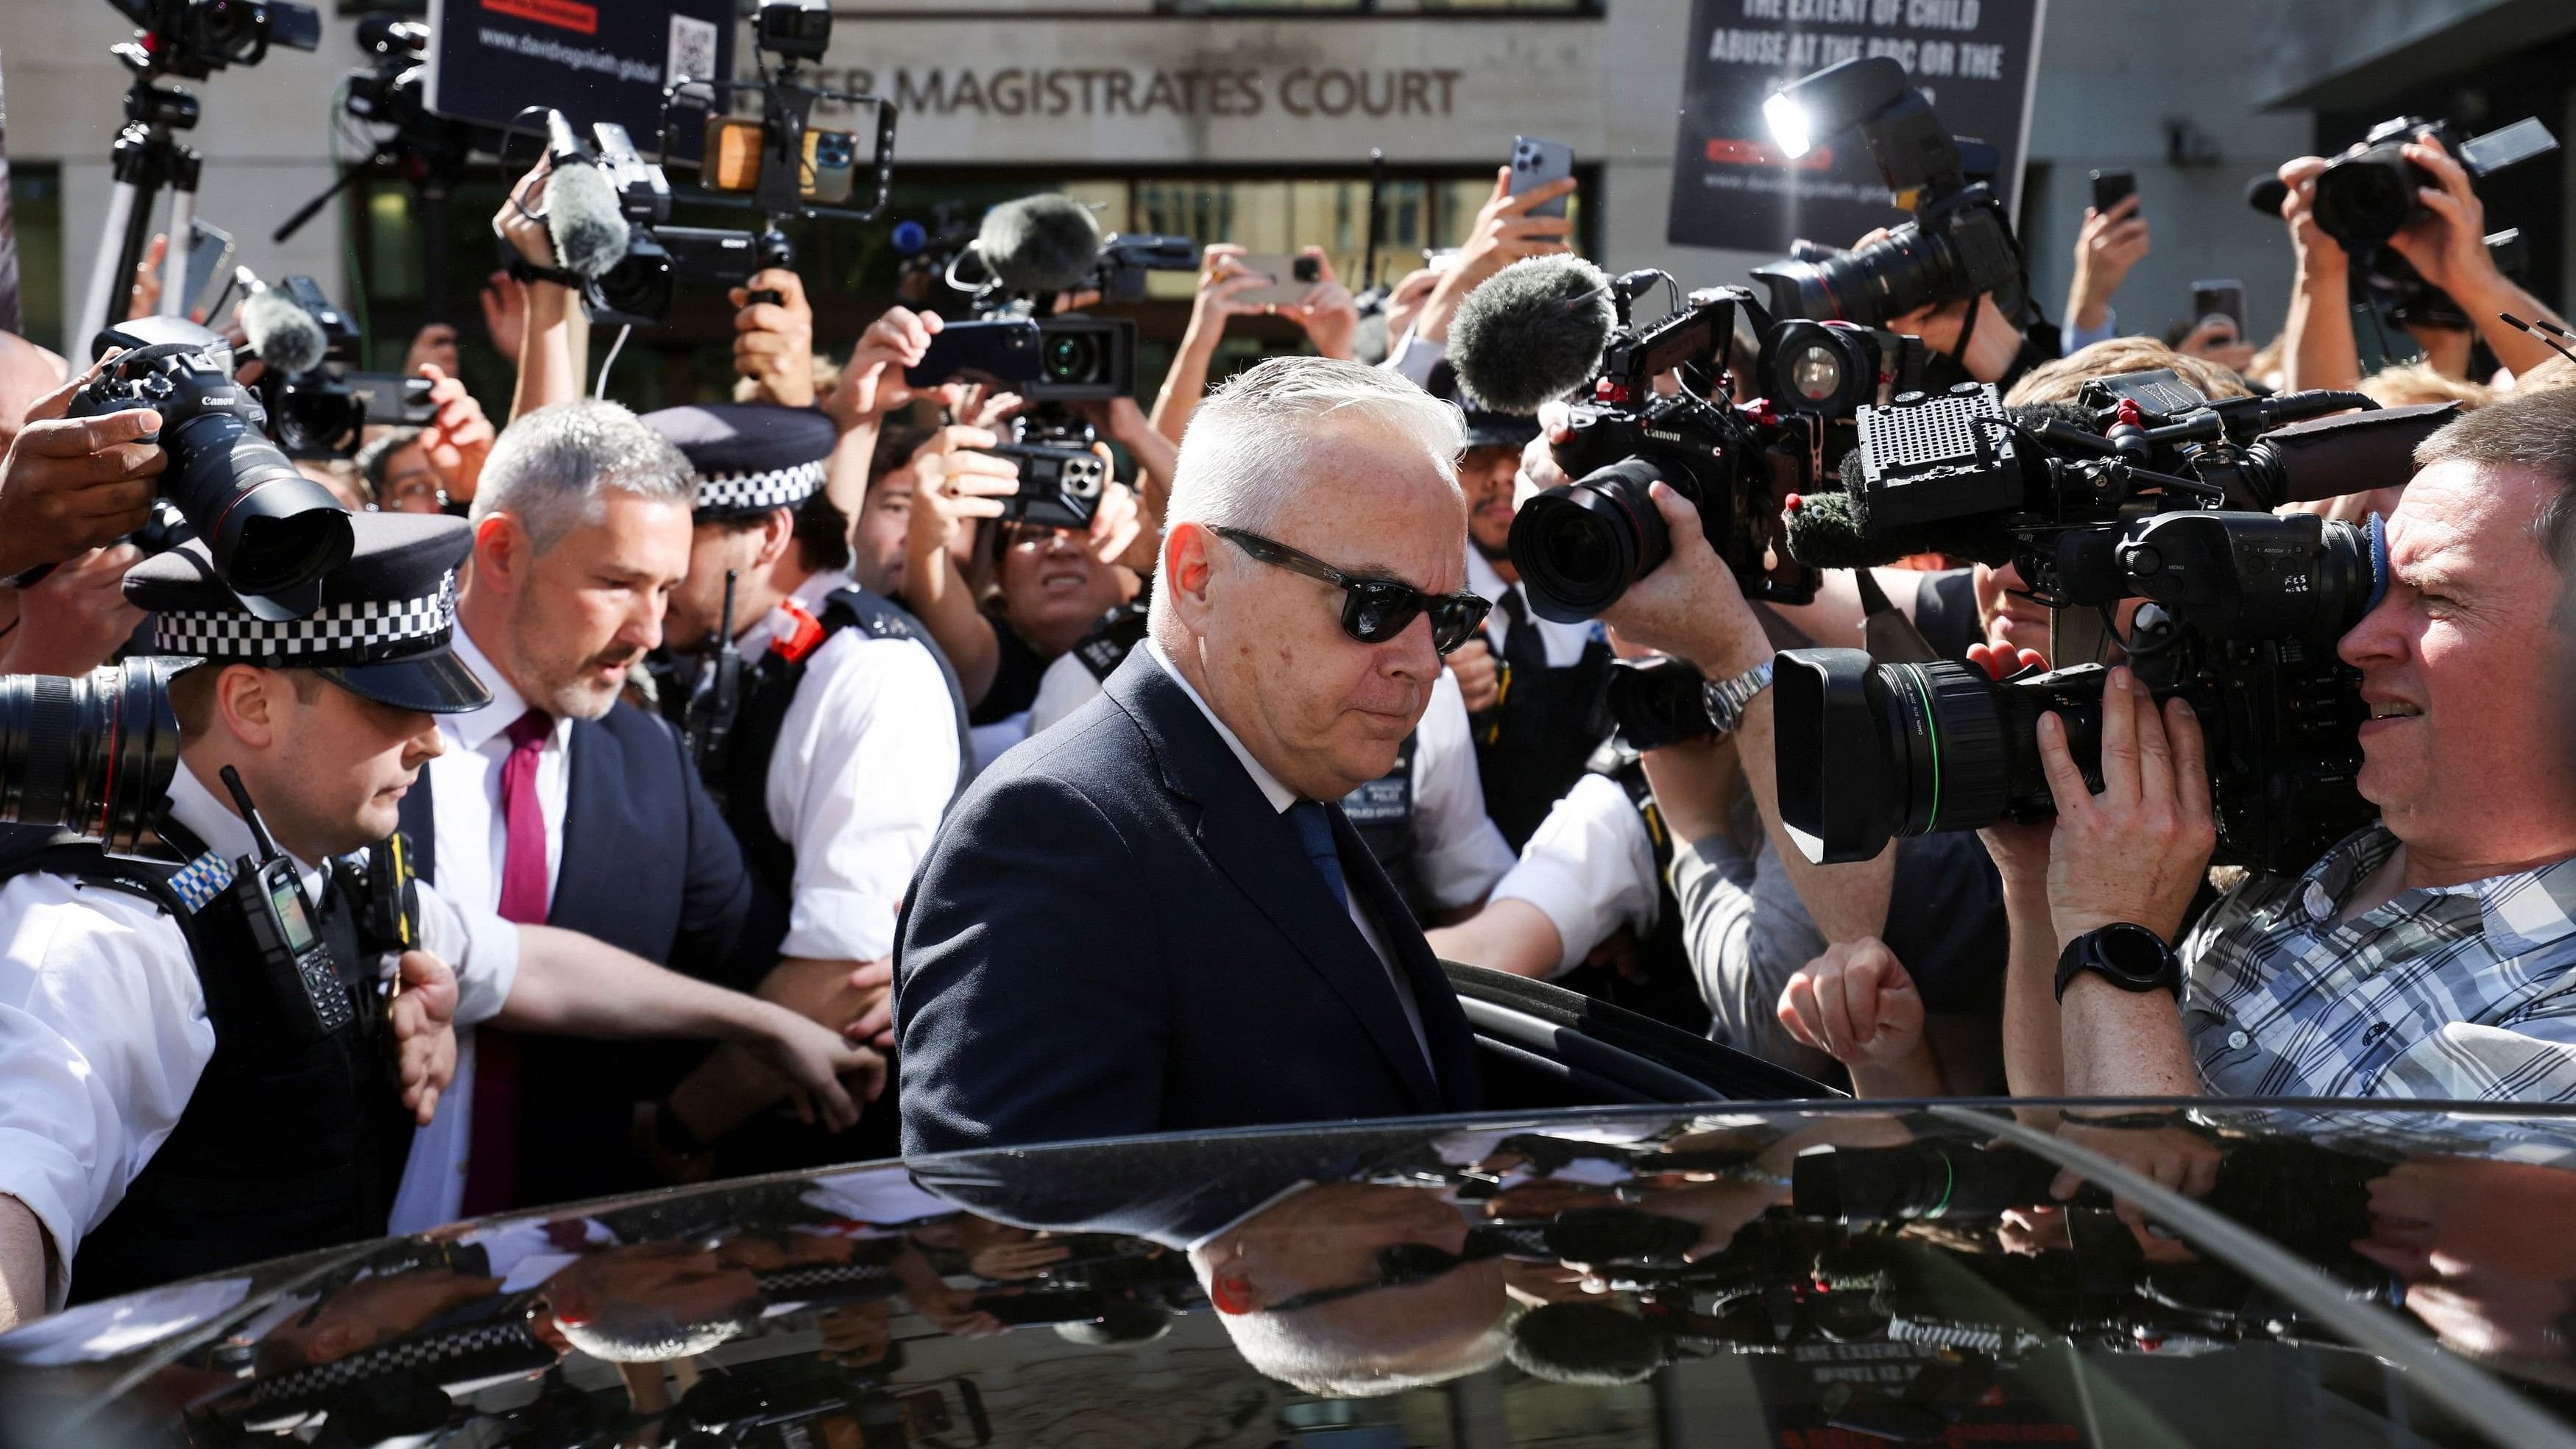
[7,837,417,1304]
[1477,628,1616,853]
[1550,740,1711,1037]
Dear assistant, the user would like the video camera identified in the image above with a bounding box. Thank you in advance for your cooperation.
[2312,113,2558,255]
[1770,370,2455,871]
[539,113,797,330]
[68,315,355,614]
[1505,279,1819,621]
[1749,56,2028,330]
[107,0,319,80]
[244,274,435,458]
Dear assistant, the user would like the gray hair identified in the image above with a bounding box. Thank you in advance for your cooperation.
[1150,358,1464,647]
[473,400,696,553]
[1164,355,1465,541]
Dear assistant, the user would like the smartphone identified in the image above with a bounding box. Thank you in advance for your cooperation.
[1509,135,1575,219]
[183,220,237,324]
[344,371,437,426]
[2190,278,2246,337]
[1232,251,1323,307]
[2089,168,2137,216]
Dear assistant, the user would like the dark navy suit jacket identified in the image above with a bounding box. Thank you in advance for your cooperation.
[400,701,755,1206]
[894,649,1482,1156]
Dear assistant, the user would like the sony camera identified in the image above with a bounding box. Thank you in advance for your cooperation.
[2311,113,2558,254]
[1768,371,2448,873]
[0,658,185,856]
[68,316,353,611]
[1749,56,2027,329]
[554,115,795,329]
[902,313,1138,403]
[107,0,319,79]
[1507,283,1818,622]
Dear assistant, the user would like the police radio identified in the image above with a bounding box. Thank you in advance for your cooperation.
[683,568,748,782]
[217,766,353,1043]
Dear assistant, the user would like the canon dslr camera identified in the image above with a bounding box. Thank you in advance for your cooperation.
[69,316,353,613]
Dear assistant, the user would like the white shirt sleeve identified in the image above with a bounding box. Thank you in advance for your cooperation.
[1027,651,1107,737]
[413,880,521,1030]
[1381,328,1448,390]
[0,878,213,1310]
[766,631,964,963]
[1406,672,1516,912]
[1489,773,1661,978]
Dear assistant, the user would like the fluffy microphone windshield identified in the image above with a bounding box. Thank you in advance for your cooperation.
[238,287,326,376]
[977,194,1103,293]
[1448,255,1618,417]
[542,157,631,281]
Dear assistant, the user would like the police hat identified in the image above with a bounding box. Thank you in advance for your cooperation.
[1459,389,1540,453]
[644,402,835,521]
[124,511,489,715]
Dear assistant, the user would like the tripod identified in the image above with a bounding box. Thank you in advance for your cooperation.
[71,73,202,354]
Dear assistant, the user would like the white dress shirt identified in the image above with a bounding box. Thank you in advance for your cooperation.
[753,569,964,963]
[1466,548,1602,669]
[1380,327,1448,390]
[0,762,517,1308]
[1144,639,1435,1074]
[392,626,570,1236]
[1026,656,1512,913]
[1490,772,1661,978]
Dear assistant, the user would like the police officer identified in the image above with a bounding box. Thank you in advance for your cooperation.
[1452,403,1615,851]
[640,403,972,1172]
[0,514,881,1324]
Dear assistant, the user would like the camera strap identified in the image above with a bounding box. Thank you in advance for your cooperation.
[1946,293,1984,372]
[502,253,585,291]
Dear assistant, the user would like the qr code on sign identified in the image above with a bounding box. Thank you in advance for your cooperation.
[668,14,718,85]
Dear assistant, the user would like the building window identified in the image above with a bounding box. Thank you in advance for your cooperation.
[5,163,63,350]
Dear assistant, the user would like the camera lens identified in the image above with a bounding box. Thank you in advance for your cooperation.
[160,411,355,603]
[1770,648,2020,863]
[0,658,184,854]
[1043,330,1105,385]
[1507,457,1671,623]
[1789,342,1845,403]
[2311,153,2415,251]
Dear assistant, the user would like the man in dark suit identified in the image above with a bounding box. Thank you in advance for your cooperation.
[389,399,877,1227]
[897,358,1495,1154]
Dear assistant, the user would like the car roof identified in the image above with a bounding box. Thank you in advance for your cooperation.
[10,1099,2576,1448]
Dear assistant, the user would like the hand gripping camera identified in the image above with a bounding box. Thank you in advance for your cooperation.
[67,316,354,614]
[1770,371,2455,872]
[1750,56,2028,330]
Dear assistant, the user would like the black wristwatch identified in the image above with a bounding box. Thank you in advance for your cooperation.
[2053,922,2182,1003]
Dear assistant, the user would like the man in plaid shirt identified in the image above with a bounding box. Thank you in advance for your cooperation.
[2000,385,2576,1115]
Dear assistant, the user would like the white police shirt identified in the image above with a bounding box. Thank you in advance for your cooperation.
[1027,652,1513,913]
[751,569,964,964]
[1489,773,1661,978]
[0,762,519,1311]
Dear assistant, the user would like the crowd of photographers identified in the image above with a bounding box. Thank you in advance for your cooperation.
[13,47,2576,1327]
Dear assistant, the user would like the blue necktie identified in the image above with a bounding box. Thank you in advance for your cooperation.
[1286,800,1349,911]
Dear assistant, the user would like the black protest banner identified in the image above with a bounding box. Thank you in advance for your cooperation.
[425,0,732,152]
[1666,0,2044,252]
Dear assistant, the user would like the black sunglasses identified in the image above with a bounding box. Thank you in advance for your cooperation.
[1264,1227,1512,1314]
[1211,526,1491,654]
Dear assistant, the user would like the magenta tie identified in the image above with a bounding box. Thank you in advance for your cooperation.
[461,708,553,1217]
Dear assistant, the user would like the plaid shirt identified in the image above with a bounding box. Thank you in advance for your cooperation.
[2181,824,2576,1101]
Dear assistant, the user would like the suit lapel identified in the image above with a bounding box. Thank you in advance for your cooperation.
[1331,804,1481,1110]
[1104,653,1443,1112]
[556,717,625,929]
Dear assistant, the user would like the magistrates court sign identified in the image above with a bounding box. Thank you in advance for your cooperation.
[1666,0,2045,252]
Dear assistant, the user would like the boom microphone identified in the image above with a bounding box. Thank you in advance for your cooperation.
[1784,488,2017,570]
[1448,255,1619,417]
[238,283,328,376]
[541,157,631,283]
[976,194,1104,294]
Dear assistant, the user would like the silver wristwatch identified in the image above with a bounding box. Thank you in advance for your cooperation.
[1699,659,1774,738]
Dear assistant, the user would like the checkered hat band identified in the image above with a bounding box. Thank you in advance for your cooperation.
[696,458,825,514]
[152,575,456,662]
